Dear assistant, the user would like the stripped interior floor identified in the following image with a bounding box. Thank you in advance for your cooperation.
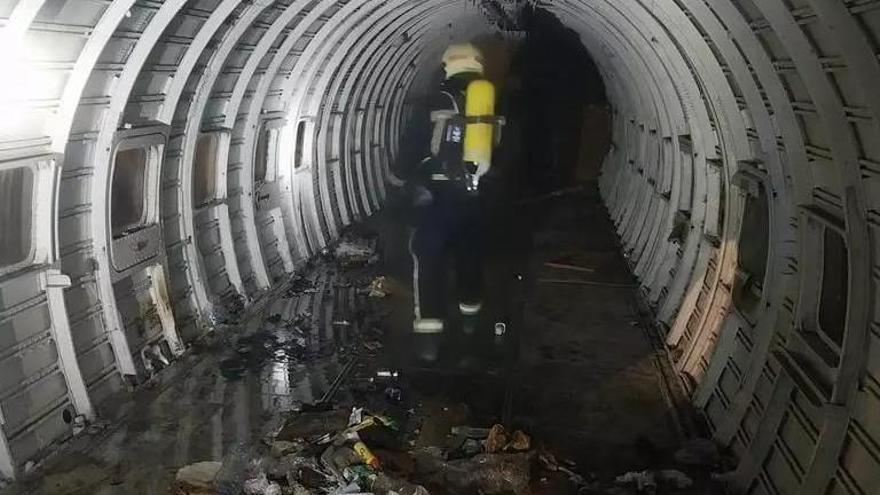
[1,183,714,494]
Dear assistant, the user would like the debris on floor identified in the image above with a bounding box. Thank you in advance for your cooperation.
[240,401,544,495]
[173,461,222,494]
[615,470,657,493]
[334,237,379,268]
[213,292,247,324]
[364,276,388,298]
[1,229,722,495]
[614,468,695,493]
[243,473,282,495]
[190,229,719,495]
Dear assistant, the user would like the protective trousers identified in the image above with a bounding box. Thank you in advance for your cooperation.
[410,186,484,334]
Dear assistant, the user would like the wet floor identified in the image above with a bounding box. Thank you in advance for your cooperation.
[0,261,377,494]
[2,184,717,495]
[376,183,683,478]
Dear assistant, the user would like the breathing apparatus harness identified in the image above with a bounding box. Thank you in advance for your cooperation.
[428,78,505,194]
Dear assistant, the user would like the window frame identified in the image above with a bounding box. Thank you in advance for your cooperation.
[0,154,59,276]
[109,128,166,238]
[816,227,848,349]
[193,131,230,208]
[110,147,151,237]
[800,216,848,356]
[293,118,309,170]
[107,126,168,276]
[731,165,771,322]
[254,117,286,184]
[780,204,850,404]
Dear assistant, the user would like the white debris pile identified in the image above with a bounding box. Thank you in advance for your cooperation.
[334,239,378,267]
[174,461,223,495]
[243,472,282,495]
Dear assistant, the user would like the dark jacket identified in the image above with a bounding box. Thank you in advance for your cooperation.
[395,72,481,185]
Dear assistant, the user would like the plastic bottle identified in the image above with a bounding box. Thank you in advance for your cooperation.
[352,441,380,469]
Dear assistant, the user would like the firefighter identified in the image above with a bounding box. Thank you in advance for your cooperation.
[405,42,502,359]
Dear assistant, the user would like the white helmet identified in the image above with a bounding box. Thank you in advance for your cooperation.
[442,43,485,79]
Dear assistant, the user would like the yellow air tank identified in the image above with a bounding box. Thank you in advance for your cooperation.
[463,79,496,172]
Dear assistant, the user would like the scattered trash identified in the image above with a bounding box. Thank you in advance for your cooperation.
[72,415,86,435]
[371,413,401,431]
[509,430,531,451]
[165,230,691,495]
[281,456,334,488]
[275,409,350,443]
[486,424,508,453]
[243,473,282,495]
[363,340,384,351]
[349,407,365,426]
[250,394,537,495]
[284,276,318,297]
[364,276,388,298]
[335,239,378,267]
[353,441,381,469]
[330,481,365,494]
[616,470,657,492]
[539,451,589,487]
[483,425,530,453]
[329,447,362,472]
[270,440,300,458]
[174,461,222,494]
[612,468,694,492]
[213,292,246,324]
[375,370,399,379]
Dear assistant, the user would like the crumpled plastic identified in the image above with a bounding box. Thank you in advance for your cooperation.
[334,240,378,266]
[243,473,282,495]
[174,461,222,494]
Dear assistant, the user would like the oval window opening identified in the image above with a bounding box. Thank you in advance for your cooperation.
[294,120,307,169]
